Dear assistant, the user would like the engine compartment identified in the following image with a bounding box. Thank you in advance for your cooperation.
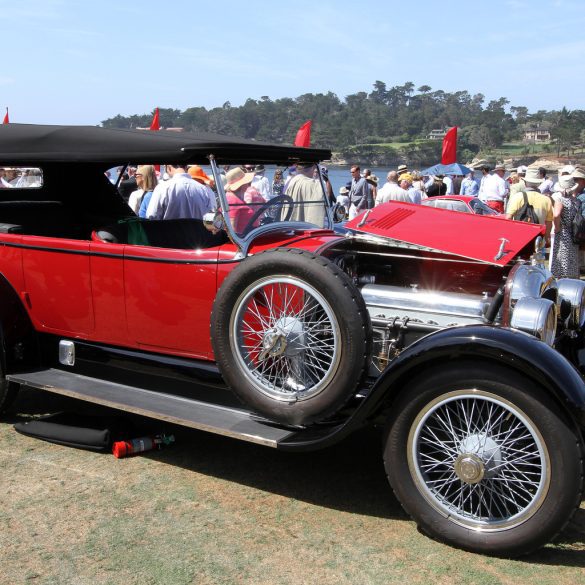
[320,236,584,374]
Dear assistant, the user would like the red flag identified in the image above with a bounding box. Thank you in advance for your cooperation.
[149,107,160,131]
[294,120,312,147]
[441,126,457,164]
[2,108,9,124]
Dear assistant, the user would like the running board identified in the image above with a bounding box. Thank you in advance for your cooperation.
[7,368,299,448]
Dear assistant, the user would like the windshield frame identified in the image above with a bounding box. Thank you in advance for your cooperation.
[208,156,334,255]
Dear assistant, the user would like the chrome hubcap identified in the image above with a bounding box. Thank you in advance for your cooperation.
[454,454,484,484]
[258,316,306,361]
[231,276,341,402]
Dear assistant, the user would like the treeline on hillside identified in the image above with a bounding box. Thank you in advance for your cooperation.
[101,81,585,165]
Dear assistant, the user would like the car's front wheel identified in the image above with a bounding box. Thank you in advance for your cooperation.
[384,362,584,556]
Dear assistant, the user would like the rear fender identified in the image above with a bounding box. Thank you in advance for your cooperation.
[0,273,38,373]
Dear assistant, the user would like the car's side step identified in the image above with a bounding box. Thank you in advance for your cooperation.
[7,368,299,448]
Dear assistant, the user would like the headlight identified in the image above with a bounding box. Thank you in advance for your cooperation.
[507,263,555,305]
[510,297,557,346]
[557,279,585,329]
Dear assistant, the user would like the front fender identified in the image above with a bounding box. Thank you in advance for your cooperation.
[279,325,585,451]
[365,324,585,424]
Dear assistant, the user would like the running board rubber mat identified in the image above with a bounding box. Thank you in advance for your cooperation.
[7,368,298,447]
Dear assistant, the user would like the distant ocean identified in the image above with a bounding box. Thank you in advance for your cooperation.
[324,166,387,195]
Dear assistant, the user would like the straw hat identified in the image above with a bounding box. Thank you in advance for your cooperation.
[560,164,575,176]
[524,168,544,186]
[225,167,255,191]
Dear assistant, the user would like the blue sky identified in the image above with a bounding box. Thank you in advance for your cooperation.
[1,0,583,125]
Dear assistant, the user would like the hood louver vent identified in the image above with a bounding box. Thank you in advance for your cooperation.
[369,208,416,230]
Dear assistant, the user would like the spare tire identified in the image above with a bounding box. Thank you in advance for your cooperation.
[211,248,371,425]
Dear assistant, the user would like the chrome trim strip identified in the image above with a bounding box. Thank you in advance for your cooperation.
[0,241,241,264]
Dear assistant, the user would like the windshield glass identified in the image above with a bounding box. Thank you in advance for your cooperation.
[468,198,499,216]
[214,162,331,238]
[422,198,470,213]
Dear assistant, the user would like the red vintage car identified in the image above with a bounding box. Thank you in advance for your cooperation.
[0,124,583,557]
[421,194,500,215]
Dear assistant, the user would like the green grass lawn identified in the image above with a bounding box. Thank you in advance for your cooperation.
[1,387,584,585]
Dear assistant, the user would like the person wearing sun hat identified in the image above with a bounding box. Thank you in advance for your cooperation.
[509,166,526,196]
[506,167,552,239]
[572,167,585,201]
[397,164,409,178]
[224,167,265,234]
[400,173,423,204]
[365,173,379,207]
[188,164,216,208]
[550,167,581,279]
[552,164,576,193]
[188,165,214,187]
[337,186,350,210]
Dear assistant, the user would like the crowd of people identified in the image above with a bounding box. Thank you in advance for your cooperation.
[342,162,585,280]
[115,162,327,236]
[4,158,585,279]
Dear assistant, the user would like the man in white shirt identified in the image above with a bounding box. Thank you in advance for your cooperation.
[479,165,508,213]
[146,164,214,220]
[376,171,411,205]
[443,175,453,195]
[251,164,272,200]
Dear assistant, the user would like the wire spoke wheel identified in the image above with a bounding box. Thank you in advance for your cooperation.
[408,390,550,531]
[212,249,369,425]
[231,276,341,402]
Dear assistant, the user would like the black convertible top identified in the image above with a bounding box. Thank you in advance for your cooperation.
[0,124,331,165]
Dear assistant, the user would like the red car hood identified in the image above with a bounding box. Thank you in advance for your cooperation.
[345,202,544,266]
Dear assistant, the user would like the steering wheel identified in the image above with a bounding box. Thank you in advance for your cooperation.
[242,194,294,233]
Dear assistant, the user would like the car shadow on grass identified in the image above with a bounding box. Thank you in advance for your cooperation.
[4,387,403,519]
[4,387,585,566]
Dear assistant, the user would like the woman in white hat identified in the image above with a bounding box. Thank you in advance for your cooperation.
[551,169,582,279]
[336,186,350,212]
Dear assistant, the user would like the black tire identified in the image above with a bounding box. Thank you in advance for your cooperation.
[211,248,371,425]
[383,362,584,556]
[0,362,19,415]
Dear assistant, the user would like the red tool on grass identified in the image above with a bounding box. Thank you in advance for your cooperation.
[112,434,175,458]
